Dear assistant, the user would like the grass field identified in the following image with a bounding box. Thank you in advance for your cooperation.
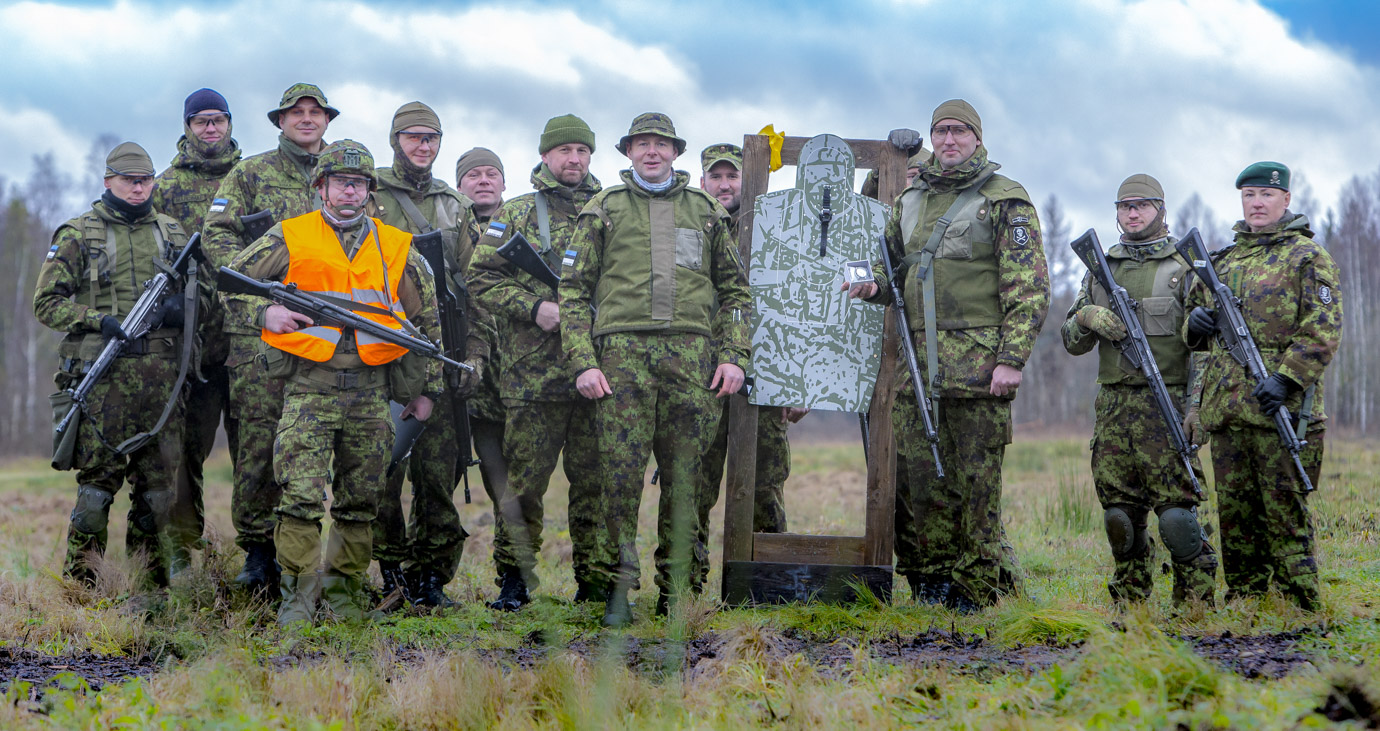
[1,435,1378,729]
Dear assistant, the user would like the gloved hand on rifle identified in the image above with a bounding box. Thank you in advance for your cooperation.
[1186,307,1218,347]
[1074,305,1127,341]
[1182,403,1203,447]
[155,293,185,329]
[99,315,128,341]
[455,357,483,398]
[1252,372,1300,417]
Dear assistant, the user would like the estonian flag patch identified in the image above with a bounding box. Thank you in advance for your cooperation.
[562,249,578,267]
[209,198,228,213]
[485,221,507,239]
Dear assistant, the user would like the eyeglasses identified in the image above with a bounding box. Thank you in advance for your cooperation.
[930,124,974,141]
[117,176,154,187]
[188,114,229,130]
[1116,200,1160,213]
[329,176,371,192]
[399,132,440,146]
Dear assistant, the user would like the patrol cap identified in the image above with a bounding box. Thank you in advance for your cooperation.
[312,139,376,189]
[1116,173,1164,203]
[104,142,155,178]
[455,147,504,183]
[539,114,596,154]
[184,88,230,124]
[700,143,742,172]
[1235,161,1290,191]
[391,101,441,136]
[617,112,686,156]
[267,83,340,127]
[931,99,982,140]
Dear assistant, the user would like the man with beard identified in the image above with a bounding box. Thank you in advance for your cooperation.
[151,88,242,574]
[367,102,486,608]
[203,83,338,594]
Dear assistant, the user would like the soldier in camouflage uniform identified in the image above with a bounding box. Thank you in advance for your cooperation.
[470,114,604,609]
[35,142,193,586]
[366,102,484,608]
[151,88,242,573]
[1061,174,1217,606]
[560,113,752,627]
[849,100,1048,611]
[203,82,338,594]
[691,142,801,587]
[223,141,444,625]
[1183,161,1341,611]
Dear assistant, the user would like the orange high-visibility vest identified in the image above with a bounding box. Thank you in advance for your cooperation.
[262,210,413,365]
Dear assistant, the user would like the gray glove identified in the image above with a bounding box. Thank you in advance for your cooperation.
[887,128,922,153]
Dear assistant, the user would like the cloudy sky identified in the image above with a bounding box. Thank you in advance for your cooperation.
[1,0,1377,243]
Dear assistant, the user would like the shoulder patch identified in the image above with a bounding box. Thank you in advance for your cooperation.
[1318,285,1332,305]
[563,249,578,268]
[1010,214,1030,225]
[45,244,58,261]
[485,221,507,239]
[1012,227,1030,247]
[209,198,228,213]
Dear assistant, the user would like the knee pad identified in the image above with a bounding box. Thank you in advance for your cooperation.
[1104,506,1148,561]
[131,490,173,534]
[1158,506,1206,563]
[71,485,114,535]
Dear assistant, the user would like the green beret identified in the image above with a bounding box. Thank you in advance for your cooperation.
[391,101,441,136]
[455,147,504,184]
[104,141,155,178]
[268,83,340,127]
[1235,161,1290,191]
[1116,173,1164,203]
[540,114,595,155]
[700,143,742,172]
[617,112,686,156]
[931,99,982,140]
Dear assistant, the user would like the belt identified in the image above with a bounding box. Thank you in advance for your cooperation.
[296,365,386,391]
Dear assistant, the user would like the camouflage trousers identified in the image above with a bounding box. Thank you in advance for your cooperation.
[168,361,237,552]
[60,353,184,583]
[693,402,790,585]
[893,391,1021,605]
[593,332,722,593]
[1210,426,1324,608]
[472,414,510,585]
[494,398,600,589]
[226,334,286,550]
[273,374,393,579]
[1091,385,1216,604]
[374,392,468,582]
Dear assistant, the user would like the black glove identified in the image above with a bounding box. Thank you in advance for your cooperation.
[99,315,128,341]
[1252,372,1300,417]
[156,293,185,329]
[1186,307,1218,345]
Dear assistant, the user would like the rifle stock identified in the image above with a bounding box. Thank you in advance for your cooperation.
[496,231,561,291]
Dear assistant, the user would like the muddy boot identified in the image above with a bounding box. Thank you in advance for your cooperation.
[235,541,280,595]
[602,586,633,628]
[574,579,609,604]
[943,584,980,614]
[908,574,952,606]
[169,544,192,579]
[379,561,410,605]
[655,589,672,617]
[413,571,457,609]
[489,569,529,612]
[278,572,320,626]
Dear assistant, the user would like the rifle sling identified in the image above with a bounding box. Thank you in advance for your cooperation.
[389,187,437,235]
[1296,383,1317,440]
[534,192,553,255]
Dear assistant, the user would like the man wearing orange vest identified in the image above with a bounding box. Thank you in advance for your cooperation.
[224,140,448,625]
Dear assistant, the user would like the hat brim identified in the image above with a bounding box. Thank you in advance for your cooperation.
[268,99,341,127]
[617,132,687,156]
[701,155,742,172]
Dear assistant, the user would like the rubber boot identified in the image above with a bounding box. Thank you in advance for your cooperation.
[489,568,529,612]
[278,572,321,626]
[602,585,633,628]
[234,541,280,594]
[413,570,457,609]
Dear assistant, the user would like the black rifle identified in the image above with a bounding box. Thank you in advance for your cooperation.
[818,185,833,257]
[54,233,203,441]
[412,230,481,502]
[1071,229,1201,497]
[240,209,275,243]
[1175,228,1314,492]
[878,235,944,478]
[496,231,561,290]
[216,266,471,372]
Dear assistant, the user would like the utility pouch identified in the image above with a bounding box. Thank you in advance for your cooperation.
[50,390,80,471]
[257,340,298,379]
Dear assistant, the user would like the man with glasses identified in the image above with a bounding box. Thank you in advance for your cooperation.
[152,88,242,575]
[35,142,194,586]
[1062,174,1217,607]
[367,101,485,608]
[204,83,339,595]
[223,141,442,625]
[846,99,1049,611]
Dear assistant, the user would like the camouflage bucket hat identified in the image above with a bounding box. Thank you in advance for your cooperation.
[617,112,686,156]
[1116,173,1164,203]
[312,140,376,189]
[700,143,742,172]
[268,83,340,127]
[104,141,155,178]
[1235,161,1290,191]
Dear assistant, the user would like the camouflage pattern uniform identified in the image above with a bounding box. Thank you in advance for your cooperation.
[560,164,752,598]
[463,209,511,569]
[35,194,191,583]
[1184,212,1340,609]
[470,162,603,591]
[870,145,1048,606]
[368,153,482,590]
[152,132,242,558]
[1062,232,1217,605]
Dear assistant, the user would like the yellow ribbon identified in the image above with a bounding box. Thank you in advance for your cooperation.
[758,124,785,172]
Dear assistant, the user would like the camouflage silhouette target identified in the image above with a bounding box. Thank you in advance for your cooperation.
[748,134,888,412]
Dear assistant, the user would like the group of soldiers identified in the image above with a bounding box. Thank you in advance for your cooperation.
[34,84,1341,628]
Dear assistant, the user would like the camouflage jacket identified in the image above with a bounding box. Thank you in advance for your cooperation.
[203,134,323,334]
[1184,213,1341,432]
[869,150,1049,398]
[559,170,752,375]
[471,164,601,402]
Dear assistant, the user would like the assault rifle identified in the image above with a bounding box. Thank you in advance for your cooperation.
[1175,228,1314,492]
[1071,229,1201,497]
[240,209,275,243]
[215,266,471,373]
[878,235,944,478]
[496,231,561,290]
[54,233,203,441]
[411,230,481,502]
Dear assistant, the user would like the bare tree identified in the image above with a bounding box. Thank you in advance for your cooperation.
[1175,192,1230,251]
[83,133,122,204]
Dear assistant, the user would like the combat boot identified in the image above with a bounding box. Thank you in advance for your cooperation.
[278,572,320,626]
[413,571,458,609]
[574,579,609,603]
[379,561,410,604]
[235,541,280,594]
[907,573,951,606]
[489,569,529,612]
[602,586,633,628]
[943,584,980,615]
